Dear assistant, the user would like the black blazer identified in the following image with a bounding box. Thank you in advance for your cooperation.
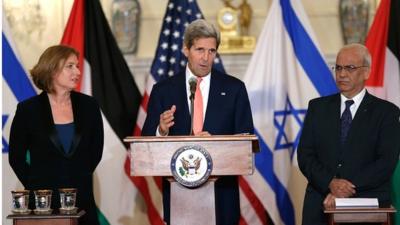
[298,91,400,225]
[142,69,254,225]
[9,91,103,225]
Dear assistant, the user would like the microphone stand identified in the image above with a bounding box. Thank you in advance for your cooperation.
[190,93,195,135]
[188,77,197,135]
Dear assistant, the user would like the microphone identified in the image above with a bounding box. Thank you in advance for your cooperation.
[188,77,197,101]
[188,77,197,135]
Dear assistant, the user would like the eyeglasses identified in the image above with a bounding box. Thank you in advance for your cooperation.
[332,64,369,73]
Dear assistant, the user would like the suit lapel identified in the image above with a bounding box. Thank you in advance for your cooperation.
[175,72,192,134]
[39,91,83,158]
[39,92,66,156]
[203,70,221,132]
[326,94,342,161]
[345,91,373,146]
[67,91,82,158]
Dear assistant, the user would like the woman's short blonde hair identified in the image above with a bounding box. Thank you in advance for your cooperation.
[30,45,79,93]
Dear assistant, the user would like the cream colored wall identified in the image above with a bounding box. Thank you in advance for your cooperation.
[100,0,378,58]
[134,0,270,58]
[4,0,378,71]
[4,0,71,71]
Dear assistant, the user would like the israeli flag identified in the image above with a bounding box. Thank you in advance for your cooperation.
[2,13,36,224]
[242,0,337,224]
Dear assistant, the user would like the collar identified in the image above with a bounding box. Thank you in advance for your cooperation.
[185,65,211,84]
[340,88,366,106]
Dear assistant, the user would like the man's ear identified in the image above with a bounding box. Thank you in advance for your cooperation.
[364,67,371,81]
[183,45,189,57]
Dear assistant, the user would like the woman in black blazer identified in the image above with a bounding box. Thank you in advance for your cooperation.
[9,45,103,225]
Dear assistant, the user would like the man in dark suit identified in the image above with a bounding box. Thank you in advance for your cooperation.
[297,43,400,225]
[142,19,254,225]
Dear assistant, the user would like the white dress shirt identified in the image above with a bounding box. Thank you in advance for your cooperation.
[156,66,211,136]
[185,65,210,118]
[340,88,366,119]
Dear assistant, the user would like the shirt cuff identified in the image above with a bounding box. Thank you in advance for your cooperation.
[156,125,168,136]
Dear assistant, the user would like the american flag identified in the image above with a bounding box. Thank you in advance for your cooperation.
[150,0,224,83]
[130,0,268,224]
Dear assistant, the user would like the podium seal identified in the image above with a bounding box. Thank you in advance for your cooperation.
[170,145,213,188]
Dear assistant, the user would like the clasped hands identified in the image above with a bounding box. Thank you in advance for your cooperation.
[323,178,356,209]
[158,105,210,136]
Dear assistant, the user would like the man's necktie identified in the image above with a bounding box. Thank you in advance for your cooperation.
[340,99,354,144]
[193,77,203,134]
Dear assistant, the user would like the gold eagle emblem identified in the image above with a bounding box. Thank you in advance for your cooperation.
[180,156,202,175]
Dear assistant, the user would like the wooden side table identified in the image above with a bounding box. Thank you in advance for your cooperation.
[7,210,85,225]
[324,207,396,225]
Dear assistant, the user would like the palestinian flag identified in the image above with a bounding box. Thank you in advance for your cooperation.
[60,0,145,224]
[365,0,400,224]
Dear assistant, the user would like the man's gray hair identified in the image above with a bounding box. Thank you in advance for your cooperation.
[183,19,221,49]
[340,43,372,66]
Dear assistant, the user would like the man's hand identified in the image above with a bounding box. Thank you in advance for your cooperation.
[158,105,176,136]
[323,193,336,209]
[329,178,356,198]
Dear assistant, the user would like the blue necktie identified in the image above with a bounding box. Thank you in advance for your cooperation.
[340,100,354,145]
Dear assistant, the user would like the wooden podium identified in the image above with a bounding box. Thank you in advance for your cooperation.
[324,206,396,225]
[125,135,259,225]
[7,210,85,225]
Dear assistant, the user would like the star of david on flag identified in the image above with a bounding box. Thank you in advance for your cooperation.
[2,13,37,224]
[3,115,10,152]
[242,0,337,224]
[273,96,307,159]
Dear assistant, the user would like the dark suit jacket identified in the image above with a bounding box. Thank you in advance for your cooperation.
[142,69,254,225]
[9,91,103,225]
[297,91,400,225]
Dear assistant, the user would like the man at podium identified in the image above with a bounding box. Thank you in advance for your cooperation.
[142,19,254,225]
[297,43,400,225]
